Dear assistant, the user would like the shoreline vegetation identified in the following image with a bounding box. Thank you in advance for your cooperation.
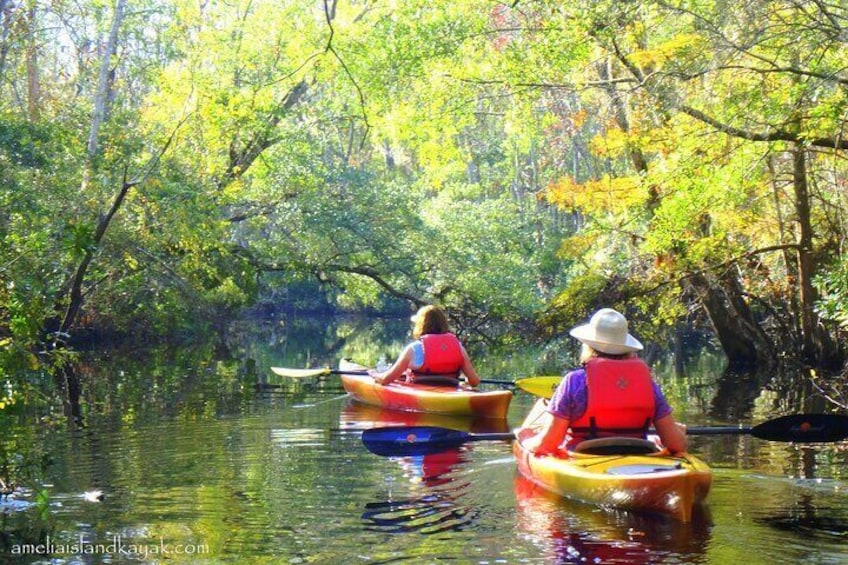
[2,2,847,420]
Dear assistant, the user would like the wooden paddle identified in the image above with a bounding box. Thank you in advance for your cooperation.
[361,413,848,456]
[268,366,561,396]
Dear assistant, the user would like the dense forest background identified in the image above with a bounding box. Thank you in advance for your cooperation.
[2,1,847,400]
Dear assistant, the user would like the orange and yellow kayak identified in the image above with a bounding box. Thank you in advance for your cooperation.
[514,399,711,522]
[339,360,512,419]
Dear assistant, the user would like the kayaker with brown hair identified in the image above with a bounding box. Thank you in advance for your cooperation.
[369,305,481,387]
[522,308,687,455]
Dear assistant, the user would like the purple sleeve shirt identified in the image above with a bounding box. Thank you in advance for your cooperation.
[547,367,673,423]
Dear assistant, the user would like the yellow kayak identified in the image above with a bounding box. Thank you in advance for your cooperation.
[339,360,512,419]
[514,400,712,522]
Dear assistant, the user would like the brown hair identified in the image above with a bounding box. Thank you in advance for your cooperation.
[579,344,635,364]
[411,305,451,338]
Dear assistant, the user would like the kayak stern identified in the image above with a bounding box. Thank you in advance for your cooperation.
[513,439,711,522]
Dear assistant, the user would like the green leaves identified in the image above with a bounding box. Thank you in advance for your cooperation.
[815,260,848,329]
[0,0,846,372]
[0,118,51,168]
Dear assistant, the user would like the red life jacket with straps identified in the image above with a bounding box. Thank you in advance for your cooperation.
[413,333,464,380]
[569,357,656,441]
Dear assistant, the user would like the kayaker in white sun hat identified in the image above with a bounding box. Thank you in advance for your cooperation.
[522,308,687,455]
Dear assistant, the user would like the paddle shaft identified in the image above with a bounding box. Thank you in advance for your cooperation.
[479,417,848,441]
[685,426,753,435]
[362,413,848,457]
[331,369,519,387]
[464,431,516,442]
[382,426,756,442]
[271,366,524,388]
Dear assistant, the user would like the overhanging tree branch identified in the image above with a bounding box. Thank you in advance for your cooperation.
[606,38,848,150]
[641,243,803,297]
[674,102,848,149]
[222,79,309,188]
[670,64,848,88]
[321,263,425,306]
[58,118,187,334]
[322,0,371,147]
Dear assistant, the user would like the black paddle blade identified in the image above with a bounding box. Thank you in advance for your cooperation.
[361,426,471,457]
[751,413,848,443]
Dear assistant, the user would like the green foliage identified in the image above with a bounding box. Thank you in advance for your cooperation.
[0,114,83,365]
[2,0,848,379]
[544,272,611,332]
[815,259,848,328]
[418,189,548,320]
[0,118,52,168]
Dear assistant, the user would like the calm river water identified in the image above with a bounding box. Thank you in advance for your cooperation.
[1,316,846,564]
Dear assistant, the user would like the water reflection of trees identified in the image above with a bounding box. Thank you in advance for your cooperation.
[710,369,770,420]
[709,364,842,421]
[362,493,478,534]
[758,492,848,538]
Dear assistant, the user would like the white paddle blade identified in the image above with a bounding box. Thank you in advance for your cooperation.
[271,366,332,378]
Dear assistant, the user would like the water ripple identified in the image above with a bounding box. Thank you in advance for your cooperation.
[362,492,481,534]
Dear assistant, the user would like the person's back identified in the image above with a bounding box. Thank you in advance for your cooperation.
[566,356,655,448]
[369,305,481,387]
[408,332,464,384]
[522,308,687,455]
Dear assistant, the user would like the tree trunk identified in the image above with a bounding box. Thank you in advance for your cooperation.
[25,4,40,121]
[767,155,802,345]
[791,146,841,366]
[0,0,12,86]
[684,271,775,369]
[221,79,308,188]
[52,0,126,424]
[60,182,132,335]
[86,0,125,158]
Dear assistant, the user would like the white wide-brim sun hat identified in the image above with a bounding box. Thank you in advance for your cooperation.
[569,308,643,355]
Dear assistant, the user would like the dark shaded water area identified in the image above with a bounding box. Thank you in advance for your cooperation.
[1,315,846,564]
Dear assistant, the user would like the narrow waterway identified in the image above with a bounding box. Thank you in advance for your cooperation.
[1,316,846,564]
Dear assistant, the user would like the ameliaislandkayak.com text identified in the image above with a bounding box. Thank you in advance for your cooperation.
[9,535,211,560]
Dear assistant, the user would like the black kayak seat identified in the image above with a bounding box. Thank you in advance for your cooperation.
[573,436,661,456]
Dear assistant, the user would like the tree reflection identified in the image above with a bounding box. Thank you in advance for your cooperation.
[757,492,848,538]
[710,368,770,420]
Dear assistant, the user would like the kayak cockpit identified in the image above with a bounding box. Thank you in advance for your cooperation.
[573,436,662,455]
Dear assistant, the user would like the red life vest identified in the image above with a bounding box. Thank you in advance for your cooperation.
[569,357,656,440]
[413,333,464,379]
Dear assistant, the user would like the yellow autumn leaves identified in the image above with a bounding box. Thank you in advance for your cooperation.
[545,173,647,216]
